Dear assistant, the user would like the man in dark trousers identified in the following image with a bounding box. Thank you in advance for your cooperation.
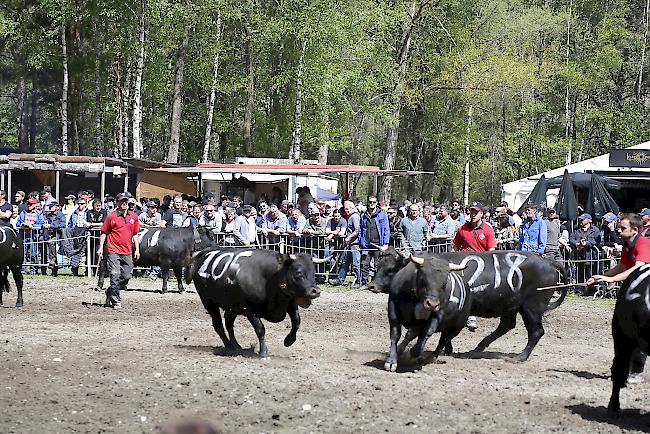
[98,193,140,309]
[359,195,390,288]
[588,213,650,383]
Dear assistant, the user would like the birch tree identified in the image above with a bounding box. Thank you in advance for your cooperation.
[166,13,191,164]
[132,0,146,159]
[61,24,69,156]
[203,10,222,163]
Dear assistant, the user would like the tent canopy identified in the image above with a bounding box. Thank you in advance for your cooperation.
[555,169,578,221]
[516,174,548,214]
[546,172,622,190]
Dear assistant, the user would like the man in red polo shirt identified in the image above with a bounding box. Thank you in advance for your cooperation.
[453,202,496,331]
[97,192,140,309]
[588,213,650,383]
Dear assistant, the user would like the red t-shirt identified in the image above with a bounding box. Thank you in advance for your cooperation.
[101,210,140,255]
[621,234,650,269]
[453,221,497,252]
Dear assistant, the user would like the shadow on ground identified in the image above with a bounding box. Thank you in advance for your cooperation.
[567,404,650,430]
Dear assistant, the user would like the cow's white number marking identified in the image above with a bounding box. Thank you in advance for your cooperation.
[149,230,161,247]
[198,250,254,280]
[505,253,527,292]
[447,272,466,309]
[0,227,7,244]
[493,256,501,289]
[625,264,650,309]
[458,255,484,286]
[138,228,149,245]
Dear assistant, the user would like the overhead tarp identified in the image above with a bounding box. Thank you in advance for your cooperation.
[517,174,548,214]
[316,187,340,201]
[546,172,622,190]
[587,175,620,219]
[555,169,578,221]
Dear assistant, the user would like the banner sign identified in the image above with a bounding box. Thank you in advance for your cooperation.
[609,149,650,168]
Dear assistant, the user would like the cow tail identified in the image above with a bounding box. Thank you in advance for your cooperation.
[545,260,568,312]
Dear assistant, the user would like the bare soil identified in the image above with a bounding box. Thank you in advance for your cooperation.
[1,277,649,433]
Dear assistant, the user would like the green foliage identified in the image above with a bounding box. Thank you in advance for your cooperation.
[1,0,650,203]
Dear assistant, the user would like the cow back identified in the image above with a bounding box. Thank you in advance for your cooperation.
[136,227,195,267]
[0,227,23,266]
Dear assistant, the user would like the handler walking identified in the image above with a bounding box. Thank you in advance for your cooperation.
[98,193,140,309]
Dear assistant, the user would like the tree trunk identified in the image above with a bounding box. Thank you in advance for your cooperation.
[16,76,29,152]
[564,0,572,165]
[290,39,307,162]
[317,79,330,165]
[463,105,472,206]
[638,0,649,102]
[94,22,103,156]
[203,11,222,163]
[166,17,190,163]
[124,61,132,157]
[242,11,255,157]
[61,25,69,156]
[132,0,146,159]
[29,76,38,153]
[382,0,417,202]
[113,60,123,157]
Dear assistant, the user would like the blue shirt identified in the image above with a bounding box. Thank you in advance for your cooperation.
[518,216,547,254]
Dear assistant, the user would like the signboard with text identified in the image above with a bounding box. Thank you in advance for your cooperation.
[609,149,650,168]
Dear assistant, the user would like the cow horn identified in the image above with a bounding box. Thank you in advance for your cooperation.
[448,262,466,271]
[289,254,297,261]
[396,249,409,259]
[312,255,332,264]
[410,256,425,265]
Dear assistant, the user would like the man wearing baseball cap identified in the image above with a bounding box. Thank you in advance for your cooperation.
[570,212,601,288]
[98,192,140,309]
[640,208,650,237]
[452,201,496,331]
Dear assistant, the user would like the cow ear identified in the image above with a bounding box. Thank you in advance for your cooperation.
[280,254,296,266]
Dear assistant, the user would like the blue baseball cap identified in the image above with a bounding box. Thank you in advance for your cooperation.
[578,213,592,221]
[640,208,650,216]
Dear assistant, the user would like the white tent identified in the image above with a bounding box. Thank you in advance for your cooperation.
[502,142,650,211]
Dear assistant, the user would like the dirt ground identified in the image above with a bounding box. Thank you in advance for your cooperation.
[1,276,649,434]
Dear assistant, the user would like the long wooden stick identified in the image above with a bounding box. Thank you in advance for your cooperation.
[536,283,590,291]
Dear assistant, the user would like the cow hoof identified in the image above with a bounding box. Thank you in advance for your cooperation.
[284,334,297,347]
[384,360,398,372]
[259,352,269,359]
[473,345,487,353]
[512,353,528,362]
[15,302,23,308]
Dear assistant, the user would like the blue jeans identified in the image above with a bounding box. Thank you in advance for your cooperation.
[337,244,361,284]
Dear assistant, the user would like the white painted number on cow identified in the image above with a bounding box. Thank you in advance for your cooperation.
[149,230,161,247]
[625,264,650,309]
[0,227,7,244]
[138,228,149,244]
[447,272,466,310]
[198,250,254,281]
[505,253,527,292]
[458,255,484,286]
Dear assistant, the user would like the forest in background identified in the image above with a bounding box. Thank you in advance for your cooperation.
[1,0,649,203]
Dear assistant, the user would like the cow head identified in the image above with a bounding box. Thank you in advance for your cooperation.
[193,226,217,251]
[283,253,321,308]
[367,246,409,293]
[409,255,467,319]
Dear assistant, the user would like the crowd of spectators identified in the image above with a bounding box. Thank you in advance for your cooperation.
[2,184,647,293]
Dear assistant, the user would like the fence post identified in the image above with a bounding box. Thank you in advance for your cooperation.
[86,231,93,287]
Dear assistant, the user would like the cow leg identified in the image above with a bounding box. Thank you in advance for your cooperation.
[410,315,441,360]
[397,328,418,354]
[384,300,402,372]
[12,266,23,308]
[224,309,242,350]
[284,300,300,347]
[206,304,231,351]
[514,307,545,362]
[173,267,184,293]
[160,267,170,293]
[474,312,517,353]
[245,312,269,358]
[608,317,635,414]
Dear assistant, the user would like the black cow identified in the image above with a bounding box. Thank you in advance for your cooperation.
[0,227,24,307]
[384,255,470,371]
[368,248,568,361]
[608,264,650,414]
[188,248,326,358]
[136,226,215,293]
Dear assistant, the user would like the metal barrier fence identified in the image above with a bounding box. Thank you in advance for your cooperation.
[15,228,620,296]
